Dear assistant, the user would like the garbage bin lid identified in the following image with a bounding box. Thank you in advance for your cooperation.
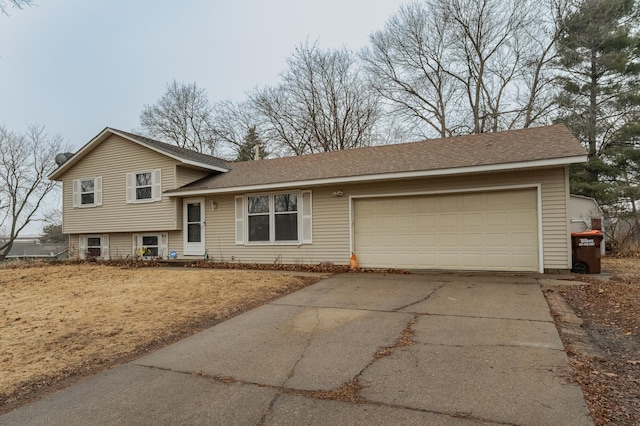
[571,230,602,237]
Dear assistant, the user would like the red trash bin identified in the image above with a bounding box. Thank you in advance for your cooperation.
[571,230,603,274]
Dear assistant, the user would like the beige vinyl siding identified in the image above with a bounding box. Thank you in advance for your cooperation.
[69,234,80,259]
[201,189,349,264]
[168,231,184,257]
[69,232,179,260]
[198,167,570,271]
[108,233,135,260]
[175,166,211,187]
[60,135,182,234]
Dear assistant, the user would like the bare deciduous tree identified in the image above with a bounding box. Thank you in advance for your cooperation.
[364,3,458,138]
[139,80,218,155]
[0,125,64,258]
[211,100,260,158]
[361,0,565,139]
[251,42,380,155]
[0,0,33,15]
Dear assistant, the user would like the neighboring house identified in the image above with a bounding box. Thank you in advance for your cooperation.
[49,124,586,273]
[604,215,640,251]
[4,241,69,260]
[569,194,605,255]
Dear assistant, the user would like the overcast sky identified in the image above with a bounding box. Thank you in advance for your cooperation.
[0,0,407,152]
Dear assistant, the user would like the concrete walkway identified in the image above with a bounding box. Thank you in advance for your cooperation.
[0,273,593,425]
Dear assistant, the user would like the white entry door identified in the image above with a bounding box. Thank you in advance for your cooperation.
[183,198,205,255]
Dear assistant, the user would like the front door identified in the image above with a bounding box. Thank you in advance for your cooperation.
[183,198,205,255]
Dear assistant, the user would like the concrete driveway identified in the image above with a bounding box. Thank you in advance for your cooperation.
[0,273,593,425]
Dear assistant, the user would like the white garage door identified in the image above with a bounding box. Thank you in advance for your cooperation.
[353,189,539,271]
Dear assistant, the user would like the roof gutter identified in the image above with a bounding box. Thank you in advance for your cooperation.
[165,155,588,197]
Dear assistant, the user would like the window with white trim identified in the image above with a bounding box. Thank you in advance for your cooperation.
[236,191,312,245]
[132,233,168,259]
[72,177,102,208]
[274,193,298,241]
[247,195,270,242]
[135,172,152,200]
[81,180,95,205]
[87,237,102,257]
[126,169,162,203]
[78,234,109,260]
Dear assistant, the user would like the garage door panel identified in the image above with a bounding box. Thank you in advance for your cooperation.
[438,253,461,267]
[485,233,510,247]
[462,213,483,229]
[438,215,460,228]
[437,196,461,211]
[486,212,509,226]
[416,213,438,229]
[396,253,418,266]
[486,253,510,269]
[512,231,537,247]
[417,252,437,263]
[439,233,460,247]
[512,211,537,225]
[461,193,484,210]
[462,253,484,267]
[395,233,416,247]
[354,189,539,272]
[377,235,395,247]
[511,192,537,209]
[417,198,436,212]
[465,233,484,247]
[512,254,538,268]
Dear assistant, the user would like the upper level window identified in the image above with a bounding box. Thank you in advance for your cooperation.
[72,177,102,208]
[136,172,152,200]
[81,179,95,205]
[126,169,161,203]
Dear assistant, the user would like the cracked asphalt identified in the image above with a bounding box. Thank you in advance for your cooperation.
[0,273,593,425]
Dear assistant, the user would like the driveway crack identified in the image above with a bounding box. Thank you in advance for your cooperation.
[394,282,449,311]
[282,307,320,387]
[256,391,281,426]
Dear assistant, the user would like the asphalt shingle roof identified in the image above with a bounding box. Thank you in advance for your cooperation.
[113,129,230,171]
[168,124,585,193]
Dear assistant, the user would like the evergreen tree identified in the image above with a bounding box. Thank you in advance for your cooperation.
[235,126,269,161]
[555,0,640,200]
[40,224,68,243]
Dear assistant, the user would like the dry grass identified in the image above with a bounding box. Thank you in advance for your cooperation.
[0,264,314,405]
[559,256,640,425]
[602,256,640,276]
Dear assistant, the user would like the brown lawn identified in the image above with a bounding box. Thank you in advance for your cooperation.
[551,257,640,425]
[0,264,317,410]
[601,256,640,276]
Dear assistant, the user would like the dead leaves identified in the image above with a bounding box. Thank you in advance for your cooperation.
[555,257,640,425]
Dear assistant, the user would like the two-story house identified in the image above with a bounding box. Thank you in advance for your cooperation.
[50,124,587,273]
